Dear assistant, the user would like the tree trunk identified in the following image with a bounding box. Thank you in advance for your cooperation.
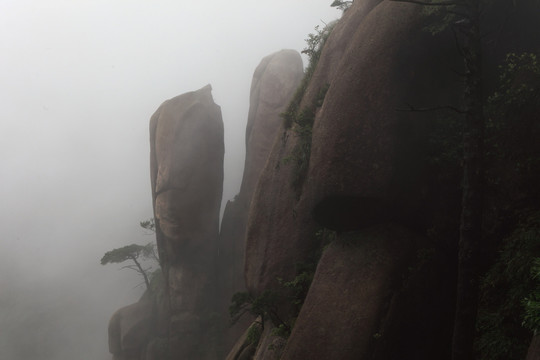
[451,2,485,359]
[131,255,152,292]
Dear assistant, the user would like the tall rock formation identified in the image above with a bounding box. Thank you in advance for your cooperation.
[241,0,540,359]
[219,49,304,355]
[149,84,224,359]
[107,1,539,358]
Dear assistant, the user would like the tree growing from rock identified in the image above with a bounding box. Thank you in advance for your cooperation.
[101,218,159,292]
[101,242,157,292]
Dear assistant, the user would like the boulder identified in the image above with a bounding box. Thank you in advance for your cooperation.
[149,84,224,358]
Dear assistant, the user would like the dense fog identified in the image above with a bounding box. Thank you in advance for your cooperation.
[0,1,339,359]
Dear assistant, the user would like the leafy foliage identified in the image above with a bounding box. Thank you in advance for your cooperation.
[140,218,156,233]
[488,52,540,110]
[331,0,353,12]
[100,243,155,265]
[472,51,540,359]
[282,107,315,195]
[523,258,540,334]
[246,322,263,345]
[484,52,540,209]
[101,219,160,292]
[476,211,540,359]
[229,229,333,342]
[279,20,335,196]
[282,23,334,129]
[100,242,158,291]
[421,2,459,36]
[229,290,282,329]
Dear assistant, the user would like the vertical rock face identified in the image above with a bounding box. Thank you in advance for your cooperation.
[281,225,416,360]
[307,1,462,231]
[218,50,303,353]
[242,0,540,359]
[242,49,304,200]
[243,1,461,357]
[149,84,224,359]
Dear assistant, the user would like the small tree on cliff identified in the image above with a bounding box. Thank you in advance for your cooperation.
[101,242,157,292]
[139,218,156,234]
[101,218,159,292]
[331,0,353,12]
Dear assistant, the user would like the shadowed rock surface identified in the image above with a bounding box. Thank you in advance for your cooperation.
[307,0,461,232]
[242,0,540,358]
[281,225,416,360]
[108,294,154,360]
[219,49,303,355]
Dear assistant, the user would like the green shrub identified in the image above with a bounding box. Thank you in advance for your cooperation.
[477,211,540,359]
[246,322,263,345]
[523,258,540,334]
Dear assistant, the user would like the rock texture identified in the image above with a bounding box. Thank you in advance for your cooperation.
[219,49,303,354]
[307,0,462,231]
[243,0,540,358]
[106,0,540,358]
[281,225,416,360]
[149,84,224,359]
[108,295,154,360]
[242,49,304,199]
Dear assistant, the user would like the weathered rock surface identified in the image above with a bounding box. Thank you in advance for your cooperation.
[220,49,303,296]
[149,84,224,359]
[281,225,416,360]
[307,0,462,232]
[251,325,286,360]
[242,49,304,199]
[244,0,457,358]
[244,132,319,297]
[297,0,382,111]
[108,295,154,360]
[219,49,303,354]
[224,321,261,360]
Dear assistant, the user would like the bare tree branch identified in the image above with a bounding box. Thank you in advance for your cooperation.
[396,103,468,114]
[391,0,465,6]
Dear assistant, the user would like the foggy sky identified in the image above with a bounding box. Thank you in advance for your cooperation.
[0,1,339,359]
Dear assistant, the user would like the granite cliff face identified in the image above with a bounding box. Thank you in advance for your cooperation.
[149,84,224,359]
[238,0,540,359]
[218,49,304,353]
[107,1,540,359]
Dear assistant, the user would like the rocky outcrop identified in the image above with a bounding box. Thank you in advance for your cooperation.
[242,49,304,199]
[242,0,533,358]
[108,295,154,360]
[149,84,224,359]
[281,225,416,360]
[308,0,462,231]
[106,0,540,358]
[219,50,303,354]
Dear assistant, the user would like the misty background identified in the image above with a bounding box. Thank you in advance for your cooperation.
[0,1,339,359]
